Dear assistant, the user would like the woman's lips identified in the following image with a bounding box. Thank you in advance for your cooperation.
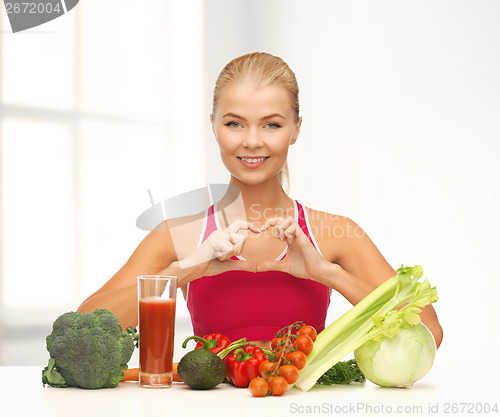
[237,156,270,169]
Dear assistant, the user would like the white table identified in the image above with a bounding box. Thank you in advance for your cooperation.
[2,366,498,416]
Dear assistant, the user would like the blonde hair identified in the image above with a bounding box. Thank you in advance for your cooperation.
[212,52,300,194]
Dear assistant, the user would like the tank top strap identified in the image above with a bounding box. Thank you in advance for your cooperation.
[296,201,308,234]
[295,200,324,257]
[199,205,216,246]
[296,200,313,240]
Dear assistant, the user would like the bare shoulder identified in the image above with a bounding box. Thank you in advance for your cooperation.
[303,206,361,262]
[304,206,361,231]
[304,205,395,284]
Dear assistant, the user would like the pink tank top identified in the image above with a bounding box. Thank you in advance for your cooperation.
[186,200,331,341]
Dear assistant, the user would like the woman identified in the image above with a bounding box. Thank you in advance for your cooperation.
[78,52,443,349]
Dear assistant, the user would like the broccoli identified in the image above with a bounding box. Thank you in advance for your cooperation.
[42,309,136,389]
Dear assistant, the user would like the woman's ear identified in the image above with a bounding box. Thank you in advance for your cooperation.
[290,116,302,145]
[210,114,217,140]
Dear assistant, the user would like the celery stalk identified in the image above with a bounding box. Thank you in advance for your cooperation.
[295,265,437,392]
[305,272,400,366]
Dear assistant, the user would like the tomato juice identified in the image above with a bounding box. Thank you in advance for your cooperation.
[139,297,176,386]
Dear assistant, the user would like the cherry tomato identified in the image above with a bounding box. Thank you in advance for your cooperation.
[286,350,307,370]
[249,377,269,397]
[292,334,314,355]
[259,360,277,378]
[274,346,290,361]
[298,325,317,342]
[279,364,299,384]
[271,336,288,352]
[268,376,288,396]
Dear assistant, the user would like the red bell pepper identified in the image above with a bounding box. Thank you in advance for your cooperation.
[183,333,231,355]
[224,344,266,388]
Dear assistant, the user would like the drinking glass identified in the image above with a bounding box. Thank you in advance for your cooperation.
[137,275,177,388]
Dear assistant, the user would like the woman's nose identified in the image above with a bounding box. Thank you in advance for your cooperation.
[242,128,263,148]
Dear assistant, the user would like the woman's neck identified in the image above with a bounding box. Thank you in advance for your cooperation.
[219,175,294,225]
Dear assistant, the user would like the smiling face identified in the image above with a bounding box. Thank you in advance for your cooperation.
[211,82,302,187]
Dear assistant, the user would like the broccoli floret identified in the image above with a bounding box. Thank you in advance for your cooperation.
[42,309,136,389]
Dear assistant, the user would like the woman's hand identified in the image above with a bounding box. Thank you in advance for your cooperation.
[207,219,261,262]
[257,216,332,283]
[173,220,261,285]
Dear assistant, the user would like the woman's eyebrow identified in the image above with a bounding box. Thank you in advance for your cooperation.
[222,113,246,120]
[222,113,286,120]
[261,113,286,120]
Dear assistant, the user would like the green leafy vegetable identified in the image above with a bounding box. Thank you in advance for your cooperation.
[42,309,136,389]
[126,325,139,348]
[295,265,438,391]
[315,359,365,385]
[41,358,68,388]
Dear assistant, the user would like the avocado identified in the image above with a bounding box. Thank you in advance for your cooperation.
[177,348,227,389]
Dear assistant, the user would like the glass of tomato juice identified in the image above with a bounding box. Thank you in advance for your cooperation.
[137,275,177,388]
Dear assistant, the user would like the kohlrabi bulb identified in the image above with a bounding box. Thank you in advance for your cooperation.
[354,323,436,388]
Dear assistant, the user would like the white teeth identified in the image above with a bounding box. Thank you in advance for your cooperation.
[241,157,267,163]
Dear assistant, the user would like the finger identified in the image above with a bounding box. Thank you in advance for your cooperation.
[264,218,287,240]
[277,217,296,240]
[228,220,261,234]
[215,244,237,261]
[232,234,245,256]
[263,216,295,240]
[206,259,257,277]
[226,222,260,256]
[283,223,303,242]
[256,260,287,273]
[228,225,255,256]
[260,217,285,231]
[272,225,283,240]
[216,250,236,262]
[225,228,234,245]
[213,240,235,261]
[220,259,257,273]
[247,222,262,234]
[213,237,233,253]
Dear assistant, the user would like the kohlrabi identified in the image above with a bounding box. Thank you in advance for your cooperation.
[354,322,436,387]
[295,265,438,391]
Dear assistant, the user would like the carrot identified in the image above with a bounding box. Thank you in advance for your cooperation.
[122,363,182,383]
[172,362,182,382]
[122,367,139,382]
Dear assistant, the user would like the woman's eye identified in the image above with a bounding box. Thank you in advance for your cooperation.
[225,121,241,128]
[266,123,281,129]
